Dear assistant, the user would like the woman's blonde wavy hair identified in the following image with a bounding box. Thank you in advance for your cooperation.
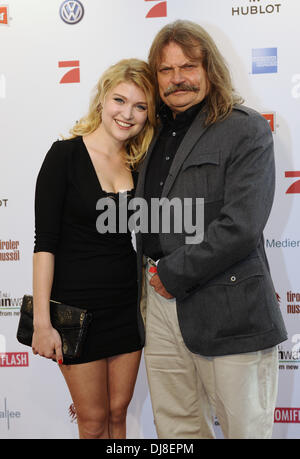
[69,59,157,168]
[148,20,244,125]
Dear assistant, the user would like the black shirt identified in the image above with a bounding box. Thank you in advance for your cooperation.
[142,100,206,260]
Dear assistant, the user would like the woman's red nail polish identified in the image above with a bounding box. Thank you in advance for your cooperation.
[58,359,63,365]
[149,266,157,273]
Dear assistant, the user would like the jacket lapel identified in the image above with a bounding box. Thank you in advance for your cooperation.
[161,110,209,198]
[135,125,162,198]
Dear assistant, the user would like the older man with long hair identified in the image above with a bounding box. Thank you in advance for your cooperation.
[135,20,287,439]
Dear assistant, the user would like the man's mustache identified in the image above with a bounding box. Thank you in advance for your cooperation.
[164,83,200,97]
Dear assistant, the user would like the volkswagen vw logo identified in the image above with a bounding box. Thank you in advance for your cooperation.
[60,0,84,25]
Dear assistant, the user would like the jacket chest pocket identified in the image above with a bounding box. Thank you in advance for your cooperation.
[181,151,223,202]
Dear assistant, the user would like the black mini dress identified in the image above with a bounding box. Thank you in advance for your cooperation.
[34,136,142,364]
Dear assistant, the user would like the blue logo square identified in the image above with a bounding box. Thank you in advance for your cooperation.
[252,48,278,74]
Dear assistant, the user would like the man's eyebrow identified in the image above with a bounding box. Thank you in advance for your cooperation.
[158,61,198,69]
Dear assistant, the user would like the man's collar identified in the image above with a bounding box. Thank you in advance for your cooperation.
[159,99,206,127]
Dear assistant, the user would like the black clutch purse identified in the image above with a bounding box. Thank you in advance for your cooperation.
[16,295,92,360]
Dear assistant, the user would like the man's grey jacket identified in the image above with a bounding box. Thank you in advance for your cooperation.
[135,104,287,356]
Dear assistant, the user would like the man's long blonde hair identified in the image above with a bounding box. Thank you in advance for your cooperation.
[69,58,157,168]
[148,20,243,125]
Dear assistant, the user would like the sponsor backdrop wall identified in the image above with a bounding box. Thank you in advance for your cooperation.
[0,0,299,439]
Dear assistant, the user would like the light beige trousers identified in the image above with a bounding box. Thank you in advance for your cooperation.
[143,260,279,439]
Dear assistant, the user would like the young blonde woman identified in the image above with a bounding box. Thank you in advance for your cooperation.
[32,59,156,439]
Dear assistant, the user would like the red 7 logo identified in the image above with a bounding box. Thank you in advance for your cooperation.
[145,0,167,18]
[0,6,8,25]
[262,113,275,133]
[58,60,80,84]
[285,171,300,194]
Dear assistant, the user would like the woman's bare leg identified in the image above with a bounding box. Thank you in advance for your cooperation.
[59,359,109,439]
[107,350,142,438]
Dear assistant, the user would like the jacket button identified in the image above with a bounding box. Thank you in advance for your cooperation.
[230,276,236,282]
